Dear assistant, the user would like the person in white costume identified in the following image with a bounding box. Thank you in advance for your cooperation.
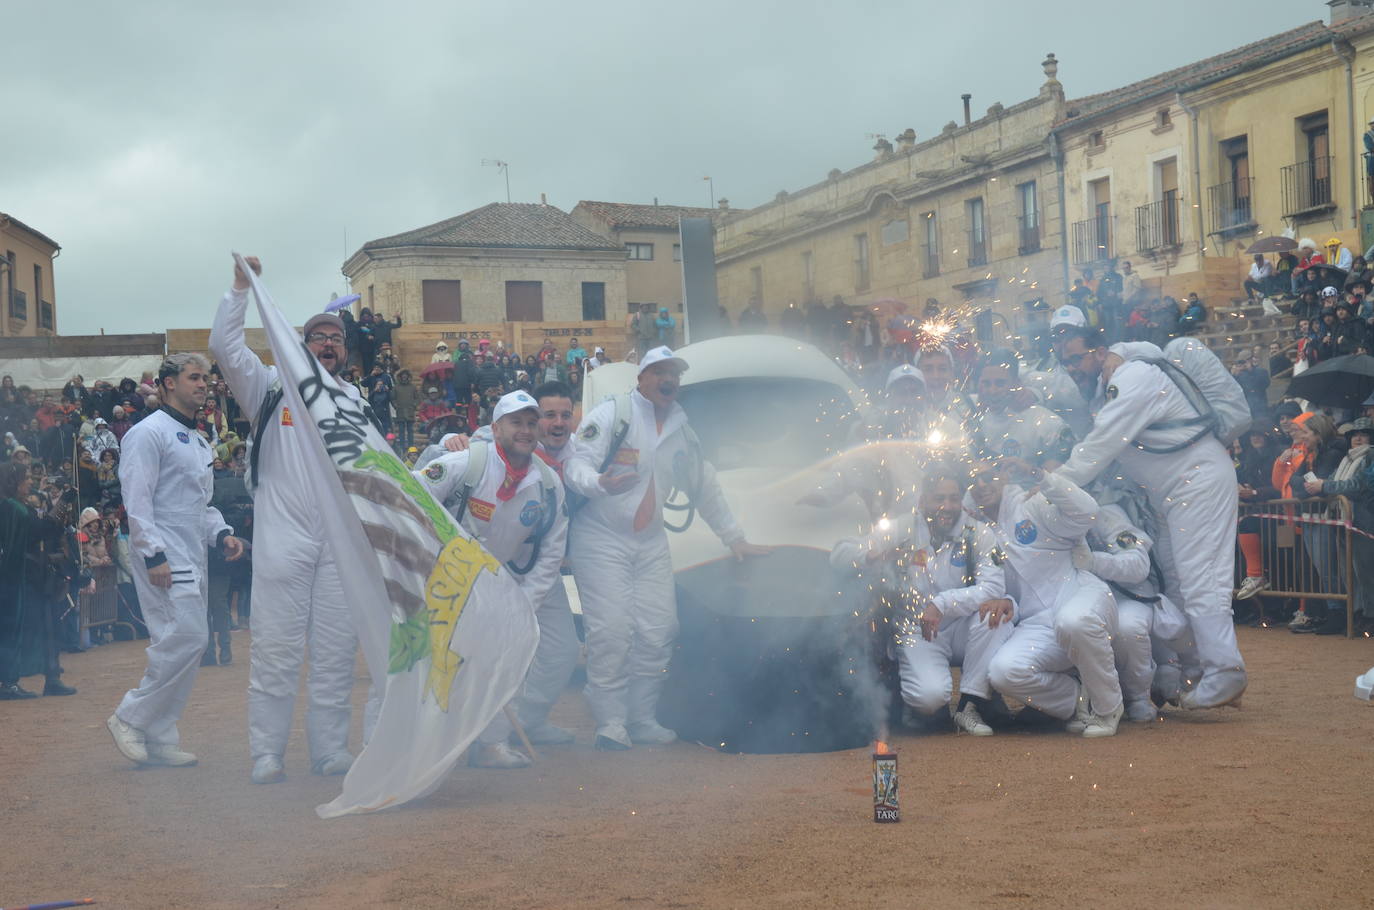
[563,346,769,751]
[439,380,582,746]
[1055,328,1246,710]
[416,390,569,768]
[209,256,365,784]
[107,353,244,767]
[974,457,1125,738]
[899,464,1013,736]
[968,350,1076,468]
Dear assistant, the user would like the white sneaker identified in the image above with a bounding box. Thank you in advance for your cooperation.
[469,741,532,769]
[1289,611,1315,631]
[952,703,994,736]
[145,743,198,767]
[522,722,575,745]
[312,752,354,776]
[107,714,148,764]
[594,725,632,751]
[1082,702,1125,738]
[1235,576,1269,600]
[251,754,286,784]
[1065,685,1092,734]
[627,720,678,745]
[1123,699,1158,724]
[1180,668,1247,710]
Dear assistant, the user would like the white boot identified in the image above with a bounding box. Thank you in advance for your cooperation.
[522,721,575,745]
[1124,699,1158,723]
[1082,701,1125,738]
[469,741,532,769]
[106,714,148,764]
[145,743,198,767]
[312,751,355,776]
[626,676,676,745]
[1065,684,1092,734]
[1180,613,1247,709]
[251,754,286,784]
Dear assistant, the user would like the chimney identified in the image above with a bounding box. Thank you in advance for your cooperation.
[653,197,659,206]
[961,94,972,125]
[1328,1,1374,23]
[873,137,894,162]
[1040,52,1063,98]
[896,127,917,151]
[539,192,547,205]
[717,198,730,210]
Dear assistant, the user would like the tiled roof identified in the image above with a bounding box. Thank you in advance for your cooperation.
[1062,18,1358,122]
[575,200,726,229]
[0,212,60,251]
[362,203,622,253]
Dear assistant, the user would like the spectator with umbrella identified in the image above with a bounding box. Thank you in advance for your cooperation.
[1306,417,1374,634]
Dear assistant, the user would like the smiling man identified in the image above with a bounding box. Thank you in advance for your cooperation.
[565,346,769,751]
[210,256,367,784]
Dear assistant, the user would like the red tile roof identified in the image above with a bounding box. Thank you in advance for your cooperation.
[0,213,60,251]
[362,203,621,253]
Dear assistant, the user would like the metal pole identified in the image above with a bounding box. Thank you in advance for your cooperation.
[505,164,511,203]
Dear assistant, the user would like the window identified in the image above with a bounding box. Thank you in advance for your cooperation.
[672,243,682,262]
[505,281,544,321]
[1154,108,1172,131]
[801,251,815,297]
[367,284,374,309]
[1283,112,1333,214]
[33,264,42,309]
[421,280,462,322]
[39,300,53,330]
[854,233,870,291]
[1017,181,1040,253]
[881,218,909,246]
[626,242,654,260]
[581,282,606,321]
[1088,130,1105,151]
[922,212,939,278]
[966,198,987,267]
[9,289,26,322]
[750,266,763,301]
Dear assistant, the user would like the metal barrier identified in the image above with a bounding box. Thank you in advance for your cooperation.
[1236,496,1358,637]
[78,564,134,638]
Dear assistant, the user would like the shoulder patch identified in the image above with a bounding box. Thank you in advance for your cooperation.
[1014,518,1038,545]
[175,431,190,444]
[1114,531,1139,549]
[1105,384,1119,401]
[581,423,600,441]
[424,462,445,482]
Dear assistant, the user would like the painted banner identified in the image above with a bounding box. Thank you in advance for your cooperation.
[234,254,538,819]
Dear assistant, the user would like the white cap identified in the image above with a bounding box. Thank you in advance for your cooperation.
[492,390,540,424]
[886,364,926,389]
[594,346,604,355]
[94,417,108,425]
[1051,305,1086,329]
[79,507,100,527]
[638,345,689,375]
[1322,286,1340,297]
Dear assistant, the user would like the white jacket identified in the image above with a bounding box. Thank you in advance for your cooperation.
[564,390,743,543]
[908,510,1006,621]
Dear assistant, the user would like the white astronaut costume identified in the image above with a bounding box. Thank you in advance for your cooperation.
[968,404,1075,465]
[1056,352,1246,709]
[414,406,567,751]
[564,361,745,748]
[209,289,360,773]
[983,472,1123,725]
[113,407,231,751]
[436,422,580,742]
[899,510,1012,717]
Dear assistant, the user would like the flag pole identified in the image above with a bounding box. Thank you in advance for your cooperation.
[503,705,539,762]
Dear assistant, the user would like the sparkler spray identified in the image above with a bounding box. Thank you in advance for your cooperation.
[872,745,899,823]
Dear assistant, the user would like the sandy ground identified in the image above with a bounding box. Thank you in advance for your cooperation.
[2,624,1373,910]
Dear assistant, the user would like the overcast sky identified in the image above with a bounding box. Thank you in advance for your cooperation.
[4,0,1310,335]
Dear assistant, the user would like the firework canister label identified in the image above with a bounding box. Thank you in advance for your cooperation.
[873,751,899,823]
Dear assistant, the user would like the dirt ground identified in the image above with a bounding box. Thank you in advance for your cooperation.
[2,624,1373,910]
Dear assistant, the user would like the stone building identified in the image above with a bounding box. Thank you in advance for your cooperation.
[342,203,629,325]
[713,58,1068,341]
[1,212,59,337]
[571,200,724,317]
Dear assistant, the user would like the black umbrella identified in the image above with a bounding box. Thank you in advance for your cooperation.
[1302,263,1349,290]
[1286,353,1374,409]
[1245,236,1298,254]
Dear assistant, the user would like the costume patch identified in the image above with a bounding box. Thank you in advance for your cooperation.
[1014,519,1038,545]
[1105,384,1119,401]
[1115,531,1139,549]
[519,499,542,527]
[989,546,1008,566]
[176,431,190,444]
[424,462,445,482]
[468,498,495,523]
[281,406,294,426]
[613,447,639,466]
[1001,438,1022,457]
[580,423,600,441]
[913,548,929,568]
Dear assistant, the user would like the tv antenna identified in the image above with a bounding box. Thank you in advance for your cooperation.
[482,159,511,202]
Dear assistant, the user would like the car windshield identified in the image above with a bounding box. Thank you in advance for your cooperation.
[675,377,858,471]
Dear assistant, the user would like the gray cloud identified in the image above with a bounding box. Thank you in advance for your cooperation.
[2,0,1295,334]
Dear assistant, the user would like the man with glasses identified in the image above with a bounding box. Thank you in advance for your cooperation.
[210,256,363,784]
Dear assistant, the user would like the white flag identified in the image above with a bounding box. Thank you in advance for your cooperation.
[234,255,538,818]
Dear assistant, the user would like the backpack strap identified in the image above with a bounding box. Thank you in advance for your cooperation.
[596,394,634,474]
[960,523,978,588]
[459,441,559,576]
[247,384,285,493]
[451,440,489,525]
[1135,357,1218,455]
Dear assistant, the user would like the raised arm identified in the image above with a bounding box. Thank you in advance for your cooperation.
[208,256,276,417]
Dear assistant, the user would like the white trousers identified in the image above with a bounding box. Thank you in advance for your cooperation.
[989,584,1121,719]
[516,577,581,729]
[247,518,357,763]
[1112,598,1155,707]
[116,562,208,746]
[896,613,1013,714]
[570,524,675,733]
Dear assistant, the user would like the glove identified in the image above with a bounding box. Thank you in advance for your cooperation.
[1071,540,1094,571]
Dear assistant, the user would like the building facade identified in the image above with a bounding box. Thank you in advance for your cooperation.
[342,203,629,325]
[0,213,59,337]
[571,200,724,317]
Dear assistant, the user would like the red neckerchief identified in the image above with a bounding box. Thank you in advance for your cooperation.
[536,447,561,479]
[494,443,530,502]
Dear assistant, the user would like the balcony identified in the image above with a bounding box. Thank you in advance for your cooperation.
[1207,178,1255,235]
[967,232,988,268]
[1281,156,1334,218]
[921,242,939,279]
[1071,213,1113,265]
[1135,192,1181,253]
[854,259,870,292]
[1017,215,1041,254]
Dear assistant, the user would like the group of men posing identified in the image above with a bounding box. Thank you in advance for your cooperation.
[104,256,1245,781]
[106,255,766,778]
[819,303,1247,738]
